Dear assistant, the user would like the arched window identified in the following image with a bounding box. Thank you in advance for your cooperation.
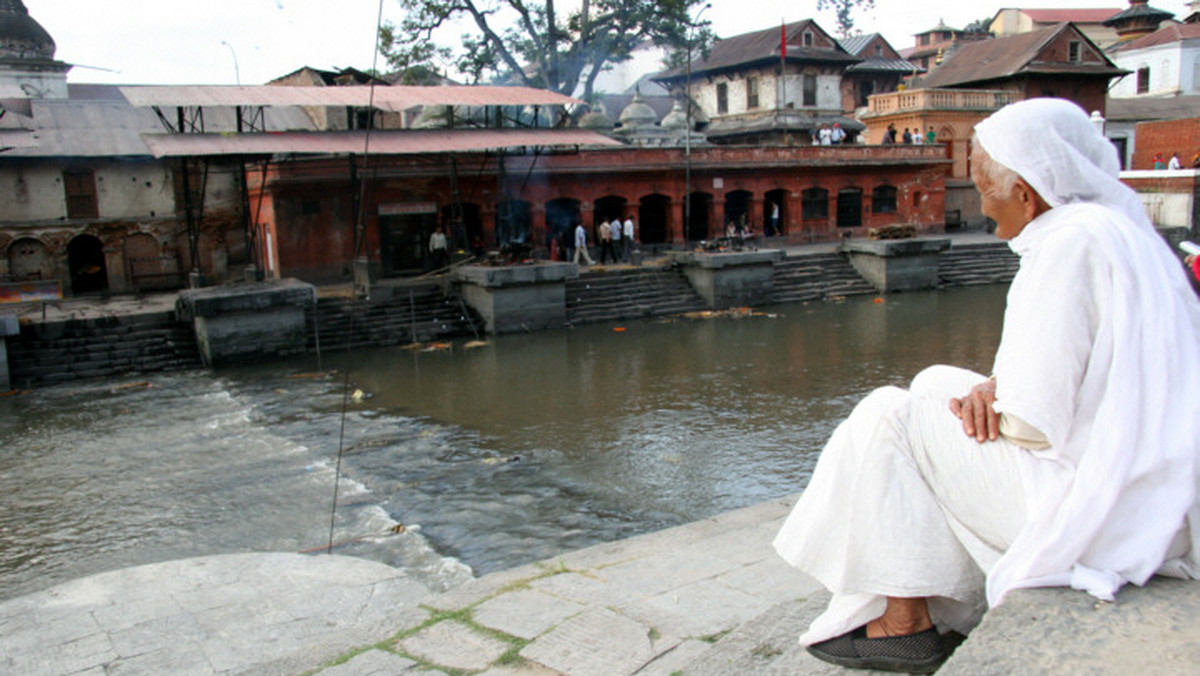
[801,188,828,220]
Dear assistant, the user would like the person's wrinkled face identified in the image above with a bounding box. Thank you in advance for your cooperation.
[973,151,1030,241]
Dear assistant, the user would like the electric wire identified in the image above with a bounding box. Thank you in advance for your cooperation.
[328,0,388,555]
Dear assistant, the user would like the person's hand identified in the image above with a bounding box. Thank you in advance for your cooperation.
[949,378,999,443]
[1187,254,1196,266]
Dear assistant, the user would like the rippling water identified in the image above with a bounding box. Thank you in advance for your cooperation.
[0,286,1007,602]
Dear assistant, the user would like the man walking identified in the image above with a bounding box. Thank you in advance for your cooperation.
[573,221,594,265]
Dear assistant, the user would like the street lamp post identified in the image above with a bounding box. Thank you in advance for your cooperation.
[220,41,241,85]
[683,3,710,244]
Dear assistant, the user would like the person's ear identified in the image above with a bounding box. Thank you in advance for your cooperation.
[1015,179,1050,221]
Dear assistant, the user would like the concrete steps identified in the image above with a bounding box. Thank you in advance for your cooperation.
[938,242,1019,287]
[6,311,200,387]
[565,267,708,325]
[772,253,879,303]
[308,283,483,351]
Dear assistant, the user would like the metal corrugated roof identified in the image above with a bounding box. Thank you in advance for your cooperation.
[139,128,622,158]
[0,130,36,149]
[119,85,582,111]
[0,85,319,157]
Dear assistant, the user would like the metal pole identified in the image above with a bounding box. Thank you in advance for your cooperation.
[685,41,692,245]
[683,4,710,245]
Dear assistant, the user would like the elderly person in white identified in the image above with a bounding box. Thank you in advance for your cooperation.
[773,98,1200,673]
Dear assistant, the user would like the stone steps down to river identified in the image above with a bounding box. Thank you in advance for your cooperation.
[938,242,1020,287]
[772,253,879,303]
[307,283,483,351]
[6,311,201,387]
[566,267,709,325]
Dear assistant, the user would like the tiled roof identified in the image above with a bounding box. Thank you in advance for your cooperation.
[847,57,923,73]
[1113,21,1200,51]
[1021,8,1122,24]
[918,23,1124,88]
[1103,2,1174,26]
[838,34,876,55]
[655,19,857,81]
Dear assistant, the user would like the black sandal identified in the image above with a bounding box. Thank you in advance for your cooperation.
[807,625,947,673]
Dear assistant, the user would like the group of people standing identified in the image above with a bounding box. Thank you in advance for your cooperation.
[570,217,634,265]
[883,124,936,145]
[813,123,848,145]
[1152,151,1197,170]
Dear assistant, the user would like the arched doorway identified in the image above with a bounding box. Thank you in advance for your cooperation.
[495,200,532,246]
[593,195,626,224]
[686,192,712,241]
[638,194,670,244]
[764,189,787,236]
[123,232,179,291]
[723,190,752,234]
[7,237,54,282]
[67,234,108,294]
[441,202,483,252]
[545,198,581,256]
[593,195,625,241]
[837,188,863,228]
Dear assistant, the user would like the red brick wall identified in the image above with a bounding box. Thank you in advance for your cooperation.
[1133,118,1200,171]
[250,146,952,282]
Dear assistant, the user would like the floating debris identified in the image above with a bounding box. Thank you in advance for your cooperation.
[463,340,491,349]
[676,307,776,320]
[351,389,365,403]
[110,381,152,393]
[421,342,452,352]
[613,326,627,333]
[287,371,335,380]
[874,297,885,304]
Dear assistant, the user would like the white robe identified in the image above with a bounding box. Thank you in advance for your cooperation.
[773,201,1200,644]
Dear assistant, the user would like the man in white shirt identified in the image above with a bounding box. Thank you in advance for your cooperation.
[573,221,594,265]
[622,217,635,261]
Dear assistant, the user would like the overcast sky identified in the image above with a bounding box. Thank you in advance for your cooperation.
[22,0,1197,86]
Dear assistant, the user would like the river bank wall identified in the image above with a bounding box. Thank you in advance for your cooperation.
[3,237,1019,388]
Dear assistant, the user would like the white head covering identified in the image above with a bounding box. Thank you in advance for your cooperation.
[973,98,1152,232]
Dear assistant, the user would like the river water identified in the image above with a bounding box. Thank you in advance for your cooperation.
[0,285,1007,602]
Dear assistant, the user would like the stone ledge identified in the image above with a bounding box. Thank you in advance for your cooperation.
[452,262,579,288]
[666,249,786,269]
[175,278,315,320]
[838,237,951,256]
[941,578,1200,674]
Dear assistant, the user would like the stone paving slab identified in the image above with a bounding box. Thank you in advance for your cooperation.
[292,496,814,676]
[0,553,433,676]
[398,619,513,671]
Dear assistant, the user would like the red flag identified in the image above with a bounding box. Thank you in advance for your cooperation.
[781,22,787,59]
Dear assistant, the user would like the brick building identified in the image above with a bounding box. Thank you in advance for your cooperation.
[245,145,951,283]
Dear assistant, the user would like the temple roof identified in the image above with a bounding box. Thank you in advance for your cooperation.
[0,0,54,60]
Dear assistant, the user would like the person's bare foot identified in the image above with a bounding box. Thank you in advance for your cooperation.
[864,597,934,638]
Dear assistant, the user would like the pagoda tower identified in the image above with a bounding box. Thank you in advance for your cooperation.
[0,0,70,98]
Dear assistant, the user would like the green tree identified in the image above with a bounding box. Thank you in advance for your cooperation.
[379,0,706,101]
[817,0,876,37]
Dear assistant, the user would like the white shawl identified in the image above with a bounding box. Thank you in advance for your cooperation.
[976,98,1200,605]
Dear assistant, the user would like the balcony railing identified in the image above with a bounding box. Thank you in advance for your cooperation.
[866,88,1017,116]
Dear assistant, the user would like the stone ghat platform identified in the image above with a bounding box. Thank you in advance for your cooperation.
[3,496,1197,675]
